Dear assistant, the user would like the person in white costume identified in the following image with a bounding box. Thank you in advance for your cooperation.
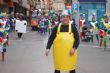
[15,16,27,39]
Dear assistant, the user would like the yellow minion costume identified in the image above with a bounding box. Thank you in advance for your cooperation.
[53,23,78,71]
[46,9,79,73]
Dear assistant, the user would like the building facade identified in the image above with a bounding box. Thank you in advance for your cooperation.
[12,0,36,16]
[79,0,106,23]
[0,0,14,14]
[0,0,32,15]
[52,0,65,14]
[106,0,110,14]
[49,0,107,19]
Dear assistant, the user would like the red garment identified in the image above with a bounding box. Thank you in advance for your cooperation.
[79,19,87,28]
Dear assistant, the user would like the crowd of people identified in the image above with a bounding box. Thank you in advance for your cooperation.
[0,12,27,61]
[31,9,76,35]
[79,13,110,49]
[0,9,110,73]
[30,9,110,49]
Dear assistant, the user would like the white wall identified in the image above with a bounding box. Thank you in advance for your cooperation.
[106,0,110,13]
[22,0,30,9]
[12,0,30,9]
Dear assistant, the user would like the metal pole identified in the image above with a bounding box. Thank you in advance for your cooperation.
[72,0,79,30]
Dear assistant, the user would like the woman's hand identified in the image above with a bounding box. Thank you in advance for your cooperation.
[45,49,50,56]
[70,48,75,56]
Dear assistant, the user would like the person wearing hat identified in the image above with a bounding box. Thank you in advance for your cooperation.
[90,15,99,43]
[79,13,87,41]
[103,14,110,29]
[45,9,79,73]
[0,22,8,55]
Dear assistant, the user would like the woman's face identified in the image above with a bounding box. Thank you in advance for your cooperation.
[92,17,95,21]
[61,15,70,25]
[81,16,85,20]
[105,17,109,23]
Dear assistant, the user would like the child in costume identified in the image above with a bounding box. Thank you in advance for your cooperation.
[0,22,8,61]
[79,14,88,41]
[99,14,110,48]
[90,15,99,43]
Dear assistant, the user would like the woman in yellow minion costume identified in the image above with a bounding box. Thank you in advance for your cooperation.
[45,9,79,73]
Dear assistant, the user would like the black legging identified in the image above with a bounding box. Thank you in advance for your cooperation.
[18,33,23,38]
[54,70,76,73]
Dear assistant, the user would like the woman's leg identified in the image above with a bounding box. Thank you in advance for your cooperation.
[96,34,99,44]
[18,33,23,38]
[18,33,20,38]
[54,70,60,73]
[70,70,76,73]
[19,33,23,38]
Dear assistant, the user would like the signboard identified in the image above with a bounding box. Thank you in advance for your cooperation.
[72,0,79,30]
[72,3,78,11]
[65,3,72,10]
[15,20,27,33]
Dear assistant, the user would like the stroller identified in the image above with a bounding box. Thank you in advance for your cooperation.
[82,26,91,42]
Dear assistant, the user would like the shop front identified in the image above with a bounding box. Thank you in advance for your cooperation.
[79,0,106,23]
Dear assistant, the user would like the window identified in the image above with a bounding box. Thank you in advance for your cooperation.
[38,0,40,2]
[3,0,11,2]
